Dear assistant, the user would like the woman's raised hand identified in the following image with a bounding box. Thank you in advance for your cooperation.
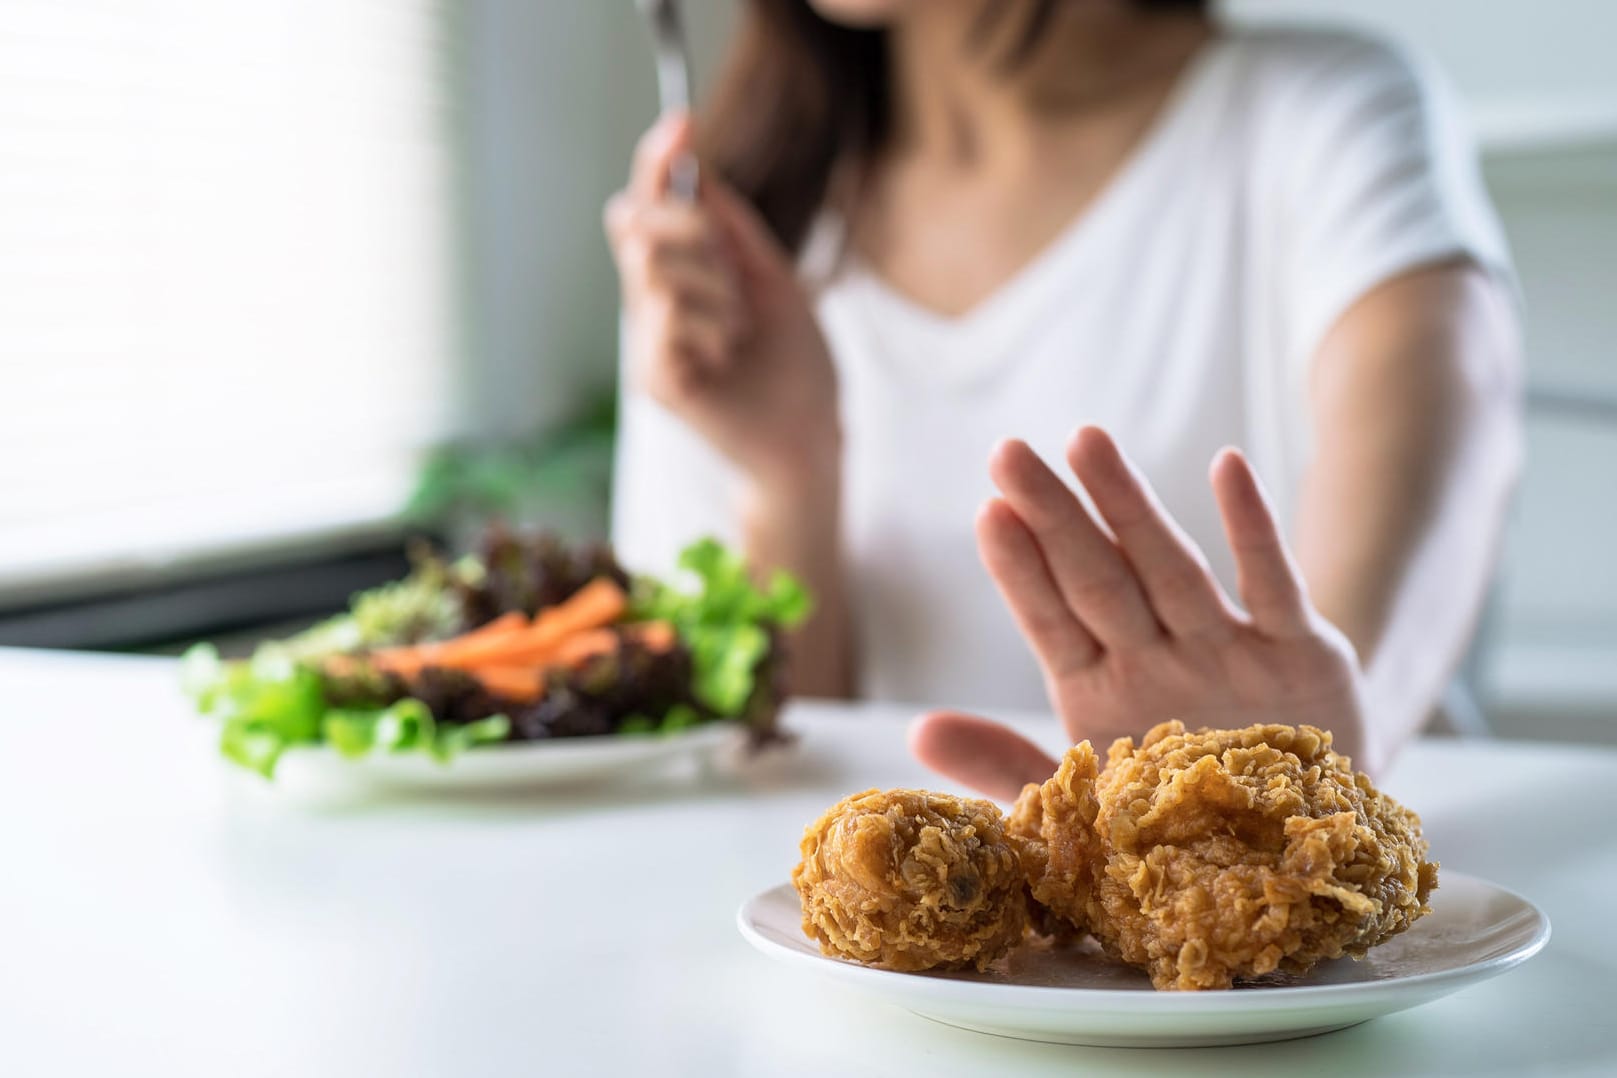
[910,427,1373,800]
[605,112,840,495]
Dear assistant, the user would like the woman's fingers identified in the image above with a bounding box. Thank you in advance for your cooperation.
[613,115,778,387]
[1210,448,1312,636]
[664,263,744,329]
[908,711,1060,802]
[607,196,745,375]
[642,295,734,376]
[621,111,787,287]
[977,499,1101,676]
[638,250,743,330]
[1067,426,1234,639]
[628,111,694,202]
[989,439,1159,648]
[608,200,727,283]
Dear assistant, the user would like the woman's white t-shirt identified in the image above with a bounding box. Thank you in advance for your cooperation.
[611,26,1513,713]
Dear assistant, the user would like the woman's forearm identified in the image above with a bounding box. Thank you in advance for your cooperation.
[741,446,854,698]
[1294,264,1522,773]
[1302,391,1518,773]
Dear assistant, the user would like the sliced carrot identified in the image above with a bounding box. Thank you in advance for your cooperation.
[419,610,530,665]
[352,579,632,701]
[369,653,422,677]
[470,664,546,702]
[626,620,677,654]
[369,610,529,675]
[323,655,360,678]
[494,578,628,665]
[507,619,676,672]
[538,577,627,635]
[546,628,621,668]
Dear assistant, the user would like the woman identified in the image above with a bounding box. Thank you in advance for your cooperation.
[605,0,1521,794]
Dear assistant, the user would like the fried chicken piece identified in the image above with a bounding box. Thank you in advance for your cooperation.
[793,788,1029,972]
[1008,741,1102,944]
[1011,721,1438,990]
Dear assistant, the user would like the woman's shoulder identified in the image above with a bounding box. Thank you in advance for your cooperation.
[1211,22,1466,174]
[1216,22,1430,102]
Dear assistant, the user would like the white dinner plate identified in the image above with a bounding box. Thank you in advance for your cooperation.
[737,872,1549,1048]
[268,722,741,795]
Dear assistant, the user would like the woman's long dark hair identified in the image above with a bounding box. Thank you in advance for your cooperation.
[700,0,1210,254]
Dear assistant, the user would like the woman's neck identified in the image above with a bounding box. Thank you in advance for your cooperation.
[886,2,1213,169]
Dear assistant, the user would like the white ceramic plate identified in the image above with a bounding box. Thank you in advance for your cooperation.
[738,872,1549,1048]
[270,722,741,795]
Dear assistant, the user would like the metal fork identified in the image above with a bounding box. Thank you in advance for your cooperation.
[636,0,700,202]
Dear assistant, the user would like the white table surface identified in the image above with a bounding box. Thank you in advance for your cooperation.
[3,647,1615,1078]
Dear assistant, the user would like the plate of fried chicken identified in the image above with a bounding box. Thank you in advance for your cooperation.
[738,721,1549,1047]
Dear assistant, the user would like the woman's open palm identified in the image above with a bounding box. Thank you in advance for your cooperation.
[910,427,1371,801]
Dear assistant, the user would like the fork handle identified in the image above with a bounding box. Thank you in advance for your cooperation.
[641,0,700,202]
[667,152,700,202]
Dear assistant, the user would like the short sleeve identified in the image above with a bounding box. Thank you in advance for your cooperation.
[609,317,743,577]
[1270,34,1514,366]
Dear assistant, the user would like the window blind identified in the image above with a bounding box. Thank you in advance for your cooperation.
[0,0,457,596]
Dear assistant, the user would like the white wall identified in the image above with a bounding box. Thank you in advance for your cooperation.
[1480,144,1617,733]
[455,0,734,441]
[1229,0,1617,133]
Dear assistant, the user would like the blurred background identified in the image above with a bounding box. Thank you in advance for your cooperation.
[1,0,1612,743]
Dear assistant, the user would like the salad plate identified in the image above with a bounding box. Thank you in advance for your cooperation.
[737,872,1549,1048]
[184,530,807,789]
[269,721,740,794]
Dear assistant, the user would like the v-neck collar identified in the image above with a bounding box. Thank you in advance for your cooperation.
[841,33,1229,344]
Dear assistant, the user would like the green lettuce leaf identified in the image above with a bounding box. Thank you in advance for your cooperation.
[431,714,512,759]
[182,643,509,778]
[276,550,467,662]
[659,703,703,733]
[629,538,810,720]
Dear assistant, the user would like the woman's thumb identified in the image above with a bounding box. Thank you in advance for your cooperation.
[629,110,696,202]
[908,711,1060,803]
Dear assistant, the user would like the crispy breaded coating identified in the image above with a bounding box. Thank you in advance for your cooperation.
[793,788,1029,972]
[1008,741,1102,943]
[1012,721,1439,990]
